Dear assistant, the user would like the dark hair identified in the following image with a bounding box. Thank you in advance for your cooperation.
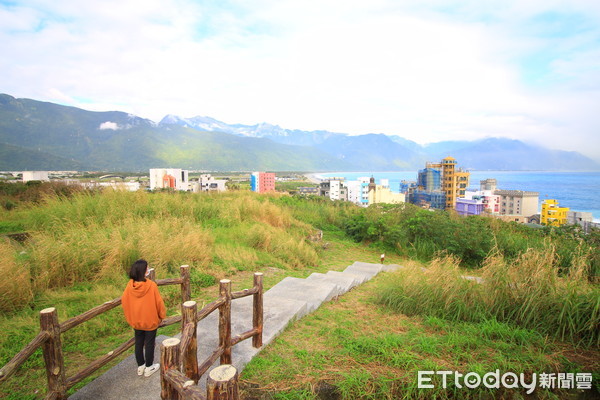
[129,259,148,282]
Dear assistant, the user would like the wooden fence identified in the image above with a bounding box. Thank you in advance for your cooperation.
[160,272,264,400]
[0,266,264,400]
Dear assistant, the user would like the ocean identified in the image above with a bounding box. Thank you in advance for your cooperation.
[317,171,600,221]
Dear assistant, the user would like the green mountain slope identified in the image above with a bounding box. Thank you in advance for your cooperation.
[0,94,352,171]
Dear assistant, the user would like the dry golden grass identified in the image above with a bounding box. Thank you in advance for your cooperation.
[0,239,32,312]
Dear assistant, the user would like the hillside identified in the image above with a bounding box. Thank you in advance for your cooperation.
[0,94,352,171]
[1,93,599,171]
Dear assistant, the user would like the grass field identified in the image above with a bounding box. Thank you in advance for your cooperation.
[0,189,598,399]
[240,263,600,399]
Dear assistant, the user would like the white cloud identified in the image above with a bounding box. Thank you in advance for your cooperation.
[98,121,120,130]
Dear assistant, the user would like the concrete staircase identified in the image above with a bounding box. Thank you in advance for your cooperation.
[70,262,401,399]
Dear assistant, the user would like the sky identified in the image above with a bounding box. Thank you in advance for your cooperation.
[1,0,600,160]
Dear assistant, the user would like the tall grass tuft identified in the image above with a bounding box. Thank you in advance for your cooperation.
[0,239,33,312]
[1,190,323,310]
[378,250,600,346]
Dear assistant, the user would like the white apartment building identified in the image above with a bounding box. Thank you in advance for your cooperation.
[195,174,227,192]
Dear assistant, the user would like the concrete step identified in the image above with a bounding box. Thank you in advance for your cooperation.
[343,262,384,281]
[304,273,344,298]
[325,270,364,288]
[264,277,339,316]
[382,263,403,272]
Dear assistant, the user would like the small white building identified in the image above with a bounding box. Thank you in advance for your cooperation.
[195,174,227,192]
[22,171,49,182]
[149,168,189,191]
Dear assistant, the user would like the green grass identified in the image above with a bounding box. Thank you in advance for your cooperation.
[241,269,599,399]
[377,253,600,346]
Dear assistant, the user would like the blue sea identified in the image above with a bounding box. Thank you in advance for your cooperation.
[317,171,600,221]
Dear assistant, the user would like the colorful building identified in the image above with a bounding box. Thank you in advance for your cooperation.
[250,172,275,193]
[411,156,470,210]
[455,197,485,216]
[541,199,569,226]
[149,168,189,191]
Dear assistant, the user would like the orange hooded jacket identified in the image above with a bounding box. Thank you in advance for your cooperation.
[121,279,167,331]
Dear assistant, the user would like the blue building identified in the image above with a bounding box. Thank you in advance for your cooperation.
[410,190,446,210]
[417,168,442,191]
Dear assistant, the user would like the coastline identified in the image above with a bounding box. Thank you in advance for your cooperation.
[304,173,324,184]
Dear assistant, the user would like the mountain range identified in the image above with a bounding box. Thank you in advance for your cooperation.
[1,93,598,172]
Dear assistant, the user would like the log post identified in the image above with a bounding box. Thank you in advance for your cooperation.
[40,308,66,400]
[182,300,199,384]
[218,279,232,364]
[206,364,239,400]
[180,265,191,332]
[180,265,191,304]
[252,272,263,348]
[161,338,181,400]
[148,268,156,282]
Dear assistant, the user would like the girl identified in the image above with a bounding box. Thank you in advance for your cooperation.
[121,259,167,377]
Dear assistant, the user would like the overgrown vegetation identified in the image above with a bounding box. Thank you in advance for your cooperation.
[342,203,600,278]
[378,253,600,346]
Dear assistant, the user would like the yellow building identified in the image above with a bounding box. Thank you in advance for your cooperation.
[368,184,405,206]
[426,157,470,210]
[541,199,569,226]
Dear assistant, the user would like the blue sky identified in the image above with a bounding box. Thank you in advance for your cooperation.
[1,0,599,160]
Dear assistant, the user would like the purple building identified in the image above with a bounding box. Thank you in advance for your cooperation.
[456,197,485,216]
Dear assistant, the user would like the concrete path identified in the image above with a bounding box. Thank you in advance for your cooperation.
[70,262,401,399]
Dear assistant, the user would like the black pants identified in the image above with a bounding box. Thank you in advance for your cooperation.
[134,329,157,367]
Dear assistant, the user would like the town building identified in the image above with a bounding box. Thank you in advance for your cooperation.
[367,177,405,205]
[22,171,50,182]
[455,197,485,216]
[461,189,500,215]
[410,190,446,210]
[541,199,569,226]
[194,174,227,192]
[346,178,370,206]
[495,190,539,218]
[567,211,593,230]
[250,172,275,193]
[149,168,189,191]
[410,157,470,210]
[297,187,319,196]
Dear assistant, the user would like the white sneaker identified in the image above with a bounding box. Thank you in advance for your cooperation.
[144,363,160,377]
[137,365,145,376]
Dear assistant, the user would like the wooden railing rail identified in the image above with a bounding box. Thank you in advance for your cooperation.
[0,265,191,399]
[167,272,264,400]
[0,330,49,383]
[161,339,240,400]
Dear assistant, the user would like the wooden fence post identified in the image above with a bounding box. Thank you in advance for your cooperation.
[206,365,239,400]
[182,300,199,384]
[180,265,191,304]
[219,279,232,364]
[252,272,263,348]
[161,338,181,400]
[40,308,66,400]
[180,265,191,332]
[148,268,156,281]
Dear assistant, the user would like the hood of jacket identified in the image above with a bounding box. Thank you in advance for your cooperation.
[126,279,152,298]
